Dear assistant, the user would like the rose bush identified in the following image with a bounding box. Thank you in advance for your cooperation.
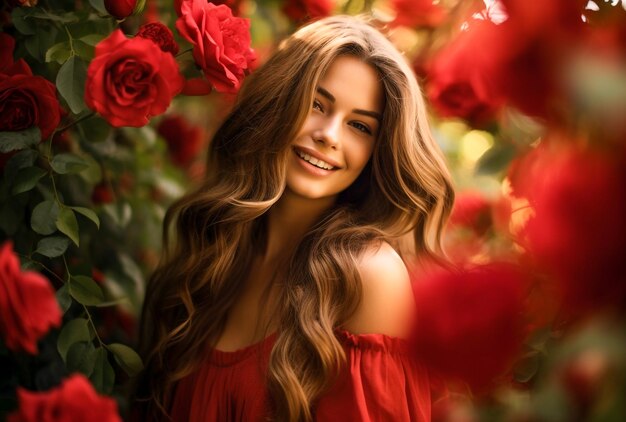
[8,374,121,422]
[0,242,61,354]
[176,0,255,94]
[84,29,184,127]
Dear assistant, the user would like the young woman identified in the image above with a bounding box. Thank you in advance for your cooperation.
[135,15,454,422]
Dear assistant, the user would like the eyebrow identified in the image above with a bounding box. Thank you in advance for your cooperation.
[317,87,382,122]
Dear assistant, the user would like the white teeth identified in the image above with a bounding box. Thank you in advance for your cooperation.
[296,150,334,170]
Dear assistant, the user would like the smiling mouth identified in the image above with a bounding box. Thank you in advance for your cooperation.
[294,149,337,170]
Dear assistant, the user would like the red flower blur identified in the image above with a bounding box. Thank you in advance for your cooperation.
[0,242,61,354]
[176,0,255,94]
[427,0,588,122]
[282,0,334,23]
[157,115,205,167]
[524,148,626,316]
[91,182,115,204]
[7,374,121,422]
[411,263,526,392]
[426,21,504,125]
[84,30,184,128]
[136,22,179,55]
[448,191,493,237]
[391,0,446,28]
[0,34,62,141]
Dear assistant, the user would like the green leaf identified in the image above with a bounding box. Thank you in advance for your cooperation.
[56,55,88,115]
[88,0,108,15]
[28,10,79,23]
[79,34,105,46]
[102,202,132,228]
[70,275,105,306]
[35,236,71,258]
[56,207,80,246]
[475,143,518,175]
[57,318,91,362]
[4,149,38,183]
[45,41,72,64]
[31,200,60,235]
[66,341,96,377]
[90,348,115,394]
[107,343,144,376]
[56,284,72,314]
[11,166,47,195]
[74,40,95,60]
[25,26,58,63]
[50,153,89,174]
[0,127,41,153]
[71,206,100,229]
[11,8,35,35]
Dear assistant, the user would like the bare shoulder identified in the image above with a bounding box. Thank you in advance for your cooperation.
[343,241,416,338]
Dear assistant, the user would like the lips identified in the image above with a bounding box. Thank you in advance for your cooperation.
[293,146,342,170]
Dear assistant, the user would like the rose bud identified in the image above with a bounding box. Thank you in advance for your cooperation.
[104,0,143,20]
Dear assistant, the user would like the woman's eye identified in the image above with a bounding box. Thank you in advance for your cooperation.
[313,100,324,112]
[350,121,372,135]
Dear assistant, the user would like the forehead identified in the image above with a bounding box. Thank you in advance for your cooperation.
[317,55,384,114]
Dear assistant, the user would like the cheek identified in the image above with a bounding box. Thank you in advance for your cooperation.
[346,141,375,172]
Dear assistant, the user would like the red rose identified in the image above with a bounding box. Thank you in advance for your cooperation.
[0,242,61,354]
[174,0,245,16]
[104,0,137,19]
[426,21,504,125]
[0,34,62,141]
[391,0,446,28]
[157,115,205,167]
[136,22,179,55]
[411,263,527,392]
[8,374,121,422]
[524,148,626,316]
[85,30,184,128]
[282,0,334,22]
[176,0,255,94]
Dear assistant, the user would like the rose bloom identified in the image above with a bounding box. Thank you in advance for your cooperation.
[136,22,179,55]
[8,374,121,422]
[104,0,137,19]
[282,0,334,22]
[84,30,184,128]
[6,0,38,8]
[157,114,205,167]
[391,0,446,28]
[411,263,526,392]
[524,148,626,317]
[0,34,62,141]
[174,0,245,16]
[176,0,255,94]
[0,242,61,354]
[426,21,504,125]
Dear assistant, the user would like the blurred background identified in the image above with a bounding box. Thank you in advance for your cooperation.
[1,0,625,420]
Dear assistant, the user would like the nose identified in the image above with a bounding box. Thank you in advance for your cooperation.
[315,115,341,149]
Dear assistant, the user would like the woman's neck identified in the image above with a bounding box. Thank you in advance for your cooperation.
[263,191,336,263]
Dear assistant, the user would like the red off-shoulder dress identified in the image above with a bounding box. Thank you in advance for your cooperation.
[169,330,431,421]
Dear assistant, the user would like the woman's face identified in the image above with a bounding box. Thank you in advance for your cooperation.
[286,55,384,201]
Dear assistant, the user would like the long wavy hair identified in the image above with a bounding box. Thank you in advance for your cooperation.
[135,15,454,421]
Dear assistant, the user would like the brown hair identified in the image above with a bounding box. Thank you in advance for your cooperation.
[135,15,454,421]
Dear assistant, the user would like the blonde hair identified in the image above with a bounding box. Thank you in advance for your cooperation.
[135,15,454,421]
